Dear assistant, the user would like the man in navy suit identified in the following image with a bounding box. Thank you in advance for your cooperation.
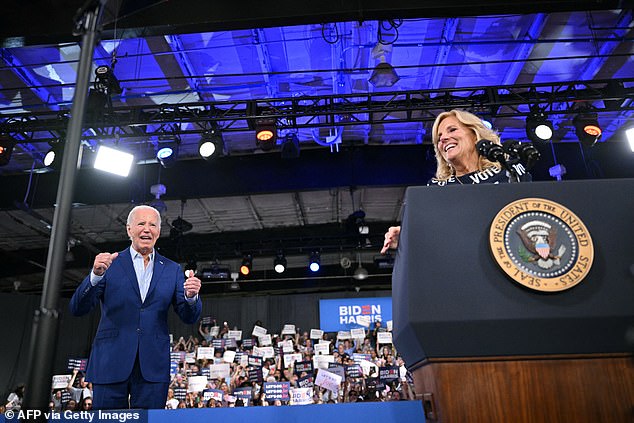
[70,205,202,410]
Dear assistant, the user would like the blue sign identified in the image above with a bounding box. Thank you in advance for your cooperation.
[319,297,392,332]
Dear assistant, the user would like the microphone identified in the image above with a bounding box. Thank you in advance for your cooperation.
[502,139,541,170]
[476,139,506,164]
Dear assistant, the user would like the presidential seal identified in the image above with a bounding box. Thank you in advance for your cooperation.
[489,198,594,292]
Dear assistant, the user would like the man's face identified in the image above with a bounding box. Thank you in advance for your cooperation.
[127,208,160,255]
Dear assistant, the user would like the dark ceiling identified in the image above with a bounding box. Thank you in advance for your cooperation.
[0,1,633,296]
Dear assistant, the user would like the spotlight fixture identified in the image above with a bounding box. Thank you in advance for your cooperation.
[573,112,602,146]
[94,65,122,95]
[309,251,320,272]
[43,141,63,168]
[157,145,178,168]
[255,118,277,151]
[526,110,553,142]
[93,145,134,177]
[239,254,253,277]
[198,129,224,159]
[281,133,300,159]
[0,135,15,166]
[353,252,368,280]
[273,251,287,274]
[369,43,400,88]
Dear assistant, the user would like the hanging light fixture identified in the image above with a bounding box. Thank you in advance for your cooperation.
[309,251,320,272]
[0,135,15,166]
[240,254,253,277]
[93,145,134,177]
[198,128,224,159]
[525,109,554,142]
[273,251,287,274]
[353,252,369,281]
[369,43,400,88]
[255,118,277,150]
[573,112,602,146]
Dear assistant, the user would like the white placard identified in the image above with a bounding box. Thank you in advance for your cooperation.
[52,374,71,390]
[356,315,371,327]
[185,352,196,363]
[318,339,331,345]
[197,346,215,359]
[240,354,249,367]
[314,343,329,355]
[252,325,267,337]
[310,329,323,339]
[278,339,294,353]
[281,324,295,335]
[187,375,208,392]
[283,353,303,368]
[359,359,379,376]
[350,328,365,339]
[228,330,242,340]
[210,363,231,380]
[337,331,351,339]
[313,354,335,370]
[377,332,393,344]
[260,346,275,358]
[252,346,265,357]
[210,326,220,336]
[223,350,236,363]
[315,369,342,394]
[386,320,393,332]
[290,387,314,405]
[258,334,272,346]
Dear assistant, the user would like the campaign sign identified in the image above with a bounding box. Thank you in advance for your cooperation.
[51,374,71,390]
[170,362,179,376]
[248,355,263,367]
[203,389,223,402]
[173,387,187,400]
[201,316,214,325]
[248,368,263,383]
[283,353,303,368]
[327,363,346,380]
[212,339,225,349]
[319,297,392,332]
[170,351,186,363]
[294,360,314,375]
[377,332,393,345]
[233,387,252,399]
[242,338,255,348]
[352,353,371,363]
[67,358,88,372]
[379,366,400,382]
[310,329,324,339]
[263,382,290,401]
[298,375,314,388]
[345,364,362,378]
[187,375,208,392]
[225,338,237,349]
[252,325,267,337]
[290,387,313,405]
[201,368,211,379]
[315,369,342,394]
[366,377,385,391]
[281,324,295,335]
[314,343,329,355]
[228,330,242,339]
[210,363,231,380]
[61,391,72,404]
[197,346,215,359]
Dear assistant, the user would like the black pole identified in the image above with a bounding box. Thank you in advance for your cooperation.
[22,1,105,416]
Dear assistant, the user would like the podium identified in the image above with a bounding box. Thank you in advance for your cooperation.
[392,179,634,422]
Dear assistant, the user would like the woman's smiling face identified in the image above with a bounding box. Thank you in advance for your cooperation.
[436,115,478,166]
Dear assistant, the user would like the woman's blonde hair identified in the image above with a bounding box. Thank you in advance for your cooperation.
[431,109,502,181]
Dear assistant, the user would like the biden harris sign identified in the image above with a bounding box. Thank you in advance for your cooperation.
[319,297,392,332]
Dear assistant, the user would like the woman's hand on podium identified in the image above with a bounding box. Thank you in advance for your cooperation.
[380,226,401,254]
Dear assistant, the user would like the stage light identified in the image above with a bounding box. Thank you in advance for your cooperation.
[526,110,553,142]
[43,141,63,168]
[157,145,178,168]
[239,254,253,276]
[0,135,15,166]
[369,43,400,88]
[199,129,223,159]
[309,251,320,272]
[573,112,602,146]
[255,118,277,151]
[626,127,634,153]
[274,252,287,274]
[281,133,300,159]
[93,145,134,177]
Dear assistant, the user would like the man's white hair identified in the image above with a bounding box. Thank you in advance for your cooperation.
[126,205,162,230]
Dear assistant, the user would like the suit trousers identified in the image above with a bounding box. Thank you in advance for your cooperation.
[92,353,168,410]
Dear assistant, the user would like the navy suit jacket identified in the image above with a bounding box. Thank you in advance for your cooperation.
[69,248,202,384]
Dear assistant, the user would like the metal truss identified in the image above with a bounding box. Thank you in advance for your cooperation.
[1,78,632,143]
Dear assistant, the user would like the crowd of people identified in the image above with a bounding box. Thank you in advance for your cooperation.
[5,318,414,411]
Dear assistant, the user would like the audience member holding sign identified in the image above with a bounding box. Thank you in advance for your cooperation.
[381,109,532,254]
